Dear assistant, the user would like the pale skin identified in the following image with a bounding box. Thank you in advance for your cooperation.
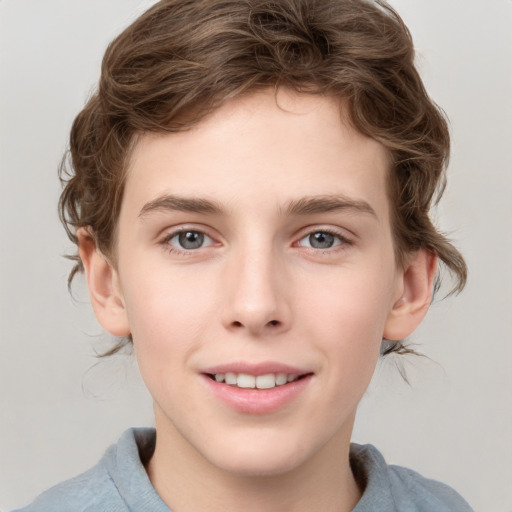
[78,88,436,512]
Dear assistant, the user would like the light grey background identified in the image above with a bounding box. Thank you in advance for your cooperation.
[1,1,511,510]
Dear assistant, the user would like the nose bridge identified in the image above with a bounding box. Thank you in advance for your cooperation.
[222,236,289,335]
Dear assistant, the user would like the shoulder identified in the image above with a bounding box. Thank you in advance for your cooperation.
[10,463,123,512]
[350,443,474,512]
[10,428,163,512]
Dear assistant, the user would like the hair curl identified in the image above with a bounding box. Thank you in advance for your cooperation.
[59,0,467,356]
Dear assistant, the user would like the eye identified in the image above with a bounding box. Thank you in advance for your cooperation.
[166,230,214,250]
[297,230,348,249]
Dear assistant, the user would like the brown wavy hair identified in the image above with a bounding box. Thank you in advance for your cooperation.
[59,0,467,355]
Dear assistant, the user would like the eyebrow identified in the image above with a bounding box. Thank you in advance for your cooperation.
[285,195,377,218]
[138,193,377,219]
[139,195,223,218]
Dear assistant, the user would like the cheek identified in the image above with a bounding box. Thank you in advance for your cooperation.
[305,263,395,337]
[302,263,396,384]
[121,268,220,364]
[123,279,213,404]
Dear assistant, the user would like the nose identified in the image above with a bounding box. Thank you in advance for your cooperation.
[221,247,291,337]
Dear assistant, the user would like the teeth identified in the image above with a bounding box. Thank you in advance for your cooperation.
[225,372,237,385]
[256,374,275,389]
[275,373,288,386]
[212,372,300,388]
[237,374,256,388]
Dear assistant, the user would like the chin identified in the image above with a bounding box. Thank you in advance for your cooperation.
[207,440,309,478]
[217,458,303,478]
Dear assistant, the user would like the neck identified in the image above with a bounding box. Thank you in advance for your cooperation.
[146,410,362,512]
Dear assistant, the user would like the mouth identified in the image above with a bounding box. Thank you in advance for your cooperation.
[202,365,313,414]
[205,372,311,389]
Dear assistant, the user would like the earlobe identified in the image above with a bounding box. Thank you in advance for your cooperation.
[77,228,131,337]
[383,249,437,341]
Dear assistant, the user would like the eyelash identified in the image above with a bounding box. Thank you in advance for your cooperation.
[160,227,353,255]
[161,228,216,255]
[295,228,353,252]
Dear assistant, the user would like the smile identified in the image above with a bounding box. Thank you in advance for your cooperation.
[209,372,300,389]
[202,366,313,414]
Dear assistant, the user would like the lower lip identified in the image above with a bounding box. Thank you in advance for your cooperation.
[201,374,313,415]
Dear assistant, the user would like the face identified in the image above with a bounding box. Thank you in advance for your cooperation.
[103,89,409,476]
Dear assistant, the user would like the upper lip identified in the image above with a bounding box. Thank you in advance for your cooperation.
[201,361,311,376]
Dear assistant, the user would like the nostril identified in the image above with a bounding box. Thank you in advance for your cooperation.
[228,318,282,331]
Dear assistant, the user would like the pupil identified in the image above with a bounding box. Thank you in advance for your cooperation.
[310,232,334,249]
[179,231,204,249]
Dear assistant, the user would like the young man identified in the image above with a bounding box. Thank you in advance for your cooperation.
[14,0,472,510]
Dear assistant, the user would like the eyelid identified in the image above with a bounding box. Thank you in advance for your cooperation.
[296,225,353,240]
[160,225,220,254]
[294,226,354,250]
[167,230,214,246]
[159,223,217,240]
[157,223,353,255]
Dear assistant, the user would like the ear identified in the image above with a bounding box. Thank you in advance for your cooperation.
[383,249,437,341]
[77,227,131,337]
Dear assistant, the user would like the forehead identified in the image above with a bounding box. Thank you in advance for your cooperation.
[123,89,391,221]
